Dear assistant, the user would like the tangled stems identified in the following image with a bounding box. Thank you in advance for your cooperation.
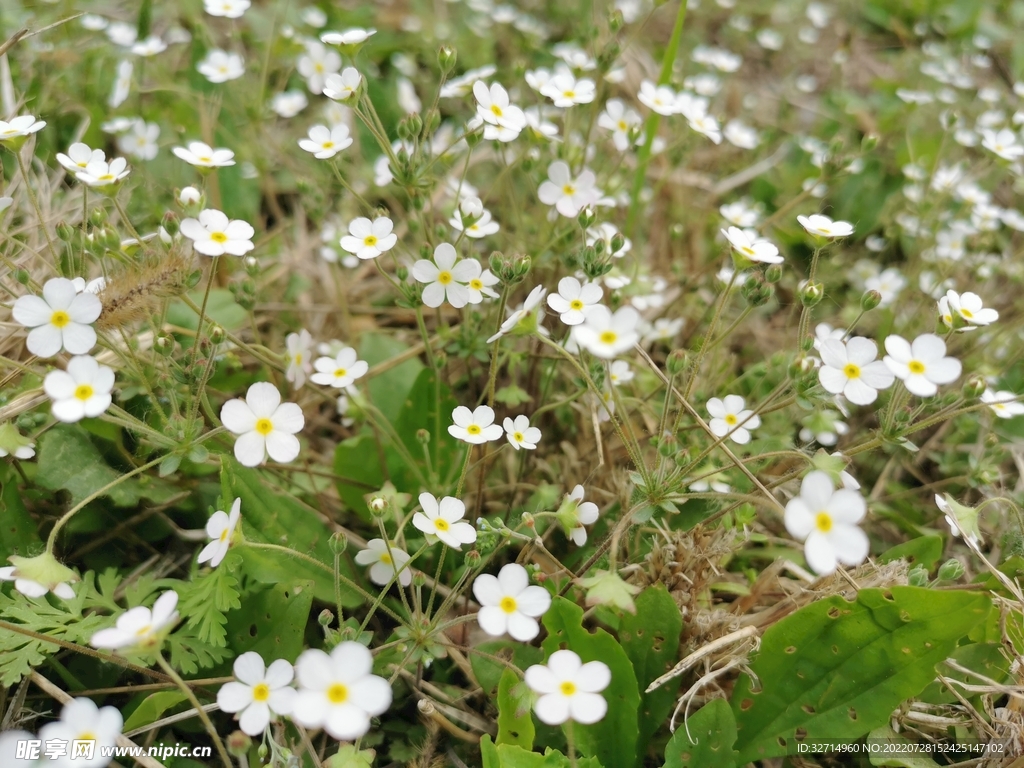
[683,267,738,400]
[155,653,232,768]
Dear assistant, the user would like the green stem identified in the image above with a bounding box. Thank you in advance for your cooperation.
[156,654,232,768]
[455,445,474,498]
[683,268,737,400]
[14,151,59,261]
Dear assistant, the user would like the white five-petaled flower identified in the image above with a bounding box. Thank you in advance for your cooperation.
[525,650,611,725]
[981,389,1024,418]
[797,213,854,238]
[180,209,255,256]
[487,285,548,343]
[572,305,641,359]
[91,590,180,650]
[563,484,599,546]
[44,355,115,424]
[473,563,552,641]
[883,334,962,397]
[473,81,527,141]
[293,642,391,740]
[413,492,477,549]
[297,41,341,95]
[298,124,353,159]
[13,277,101,358]
[547,277,602,326]
[38,698,122,768]
[707,395,760,445]
[218,651,296,737]
[198,498,241,568]
[197,49,245,83]
[285,329,313,389]
[939,289,998,330]
[817,337,895,406]
[204,0,250,18]
[598,98,641,151]
[323,67,362,101]
[340,216,397,260]
[412,243,482,308]
[355,539,413,587]
[321,28,376,46]
[75,157,131,187]
[172,141,235,168]
[57,142,105,172]
[503,415,541,450]
[721,226,782,264]
[0,115,45,143]
[784,470,869,575]
[538,161,601,218]
[980,128,1024,161]
[311,347,368,389]
[448,405,503,444]
[638,80,678,115]
[220,382,305,467]
[271,90,309,118]
[540,72,596,107]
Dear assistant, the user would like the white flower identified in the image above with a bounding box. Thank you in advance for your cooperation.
[608,360,633,386]
[638,80,678,115]
[707,395,760,445]
[564,484,599,546]
[173,141,235,168]
[598,98,641,151]
[218,652,296,737]
[980,128,1024,161]
[0,115,45,143]
[321,28,376,46]
[323,67,362,101]
[355,539,412,587]
[131,35,167,56]
[271,90,308,118]
[108,60,133,108]
[864,268,906,307]
[487,285,548,343]
[473,81,527,134]
[91,590,180,649]
[586,222,631,258]
[467,269,501,302]
[525,650,610,725]
[538,160,602,218]
[180,209,255,256]
[883,334,961,397]
[473,563,551,641]
[297,41,341,95]
[572,305,640,359]
[75,157,131,187]
[448,405,503,444]
[13,277,101,358]
[503,415,541,450]
[340,216,397,260]
[450,200,500,238]
[940,289,998,329]
[298,123,353,159]
[817,337,895,406]
[643,317,685,345]
[81,14,109,30]
[285,329,313,389]
[688,112,722,144]
[413,492,477,549]
[784,471,868,575]
[721,226,782,264]
[117,120,160,161]
[981,390,1024,418]
[56,142,105,172]
[311,347,368,389]
[205,0,250,18]
[440,65,497,99]
[412,243,481,308]
[541,72,596,107]
[220,382,304,467]
[38,698,122,768]
[44,356,114,424]
[797,214,854,238]
[198,49,244,82]
[198,498,241,568]
[293,642,391,740]
[723,119,759,149]
[0,565,75,600]
[546,277,603,326]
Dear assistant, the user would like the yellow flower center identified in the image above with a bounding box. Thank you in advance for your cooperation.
[294,353,303,364]
[513,432,524,442]
[334,368,348,378]
[219,528,229,542]
[499,596,518,614]
[434,518,451,532]
[322,141,334,149]
[559,681,577,696]
[562,184,576,195]
[74,384,94,401]
[98,173,114,181]
[490,104,503,117]
[740,245,755,256]
[470,279,483,290]
[570,299,584,310]
[467,424,481,435]
[724,414,738,425]
[363,235,378,246]
[315,63,324,73]
[255,418,274,435]
[379,552,393,565]
[563,90,576,98]
[51,310,71,328]
[908,360,926,375]
[960,308,973,318]
[252,683,270,702]
[135,624,152,637]
[438,271,453,285]
[327,683,349,704]
[77,732,96,744]
[815,512,833,532]
[210,231,228,243]
[199,156,212,163]
[843,363,861,379]
[618,120,627,130]
[599,330,617,345]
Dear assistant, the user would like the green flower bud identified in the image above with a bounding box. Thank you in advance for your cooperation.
[798,280,824,307]
[208,325,225,344]
[226,731,251,757]
[666,349,688,376]
[907,565,929,587]
[396,265,408,282]
[764,263,783,283]
[937,558,965,581]
[15,268,30,285]
[608,8,625,32]
[55,221,74,241]
[89,207,107,227]
[329,532,348,554]
[861,290,882,311]
[437,45,457,73]
[610,232,626,254]
[161,211,179,237]
[577,206,596,230]
[318,609,334,627]
[962,375,986,399]
[658,433,677,458]
[861,133,879,152]
[465,549,482,568]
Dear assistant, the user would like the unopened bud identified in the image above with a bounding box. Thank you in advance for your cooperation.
[937,558,965,581]
[861,290,882,311]
[908,565,929,587]
[764,263,783,283]
[396,265,408,281]
[245,256,259,276]
[227,732,251,757]
[658,433,677,458]
[89,208,107,226]
[610,232,626,254]
[465,549,481,568]
[56,221,74,241]
[162,211,179,236]
[861,133,879,152]
[329,531,348,554]
[412,571,426,588]
[798,280,824,307]
[666,349,688,376]
[962,375,986,399]
[15,268,30,285]
[179,186,202,206]
[416,429,430,445]
[318,609,334,627]
[369,496,387,515]
[437,45,457,73]
[208,325,225,344]
[577,206,596,229]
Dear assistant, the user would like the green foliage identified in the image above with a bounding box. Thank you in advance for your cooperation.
[0,464,41,559]
[224,579,314,663]
[165,289,248,332]
[176,556,241,647]
[730,587,992,762]
[497,667,535,749]
[480,735,603,768]
[878,536,944,570]
[541,597,640,768]
[122,691,188,732]
[663,698,738,768]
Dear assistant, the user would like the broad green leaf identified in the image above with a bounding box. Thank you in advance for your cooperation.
[664,698,738,768]
[619,585,682,765]
[0,464,41,559]
[541,597,640,768]
[333,434,385,519]
[360,332,424,423]
[224,579,314,663]
[123,691,188,732]
[917,642,1008,705]
[867,727,941,767]
[731,587,992,762]
[470,640,544,697]
[497,668,535,749]
[479,736,603,768]
[878,536,943,570]
[324,745,375,768]
[165,289,248,332]
[390,368,460,485]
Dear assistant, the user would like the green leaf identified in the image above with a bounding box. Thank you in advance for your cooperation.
[390,368,460,484]
[333,434,385,519]
[470,640,544,697]
[224,579,314,663]
[730,587,992,762]
[0,464,42,559]
[541,597,640,768]
[878,536,943,570]
[867,727,941,767]
[620,585,683,764]
[36,425,177,508]
[360,332,424,423]
[177,560,241,647]
[123,691,188,732]
[164,630,230,676]
[497,668,535,749]
[663,698,738,768]
[495,385,533,407]
[324,745,376,768]
[165,289,248,332]
[479,736,603,768]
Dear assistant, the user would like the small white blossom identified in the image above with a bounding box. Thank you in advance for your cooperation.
[198,49,245,82]
[173,141,235,168]
[205,0,250,18]
[285,329,313,389]
[784,471,868,575]
[311,347,368,389]
[473,563,551,641]
[91,590,180,649]
[198,498,241,568]
[181,209,254,256]
[45,356,114,424]
[572,305,640,359]
[503,415,541,450]
[355,539,412,586]
[707,395,760,445]
[13,278,101,358]
[797,213,854,238]
[412,492,477,549]
[412,243,481,308]
[448,405,503,444]
[546,277,603,326]
[218,652,296,737]
[38,698,122,768]
[220,382,304,466]
[883,334,961,397]
[817,337,894,406]
[981,390,1024,418]
[525,650,610,725]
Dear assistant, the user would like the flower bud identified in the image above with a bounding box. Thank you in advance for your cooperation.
[437,45,457,73]
[412,571,427,588]
[658,432,677,458]
[396,265,408,282]
[416,428,430,445]
[666,349,688,376]
[464,549,481,568]
[608,8,625,32]
[244,256,260,276]
[962,375,986,399]
[15,268,30,285]
[610,232,626,254]
[208,324,225,344]
[226,732,251,757]
[318,608,334,627]
[55,221,74,241]
[907,565,929,587]
[861,133,879,152]
[179,186,202,206]
[577,206,596,230]
[89,208,107,227]
[161,211,179,237]
[858,290,880,311]
[764,263,783,283]
[329,531,348,554]
[937,558,965,581]
[368,495,387,516]
[798,280,824,307]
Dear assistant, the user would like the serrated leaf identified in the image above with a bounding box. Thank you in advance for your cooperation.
[541,597,640,768]
[664,698,737,768]
[497,667,535,749]
[730,587,992,762]
[177,561,241,647]
[165,630,231,675]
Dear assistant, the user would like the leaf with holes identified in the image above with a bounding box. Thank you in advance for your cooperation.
[224,580,314,663]
[663,698,738,768]
[730,587,991,762]
[541,597,640,768]
[619,585,682,766]
[498,667,535,749]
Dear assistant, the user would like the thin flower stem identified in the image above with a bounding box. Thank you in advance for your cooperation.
[455,445,474,498]
[425,545,447,619]
[187,255,219,380]
[566,719,579,768]
[14,150,59,261]
[485,286,511,407]
[155,654,232,768]
[683,268,737,400]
